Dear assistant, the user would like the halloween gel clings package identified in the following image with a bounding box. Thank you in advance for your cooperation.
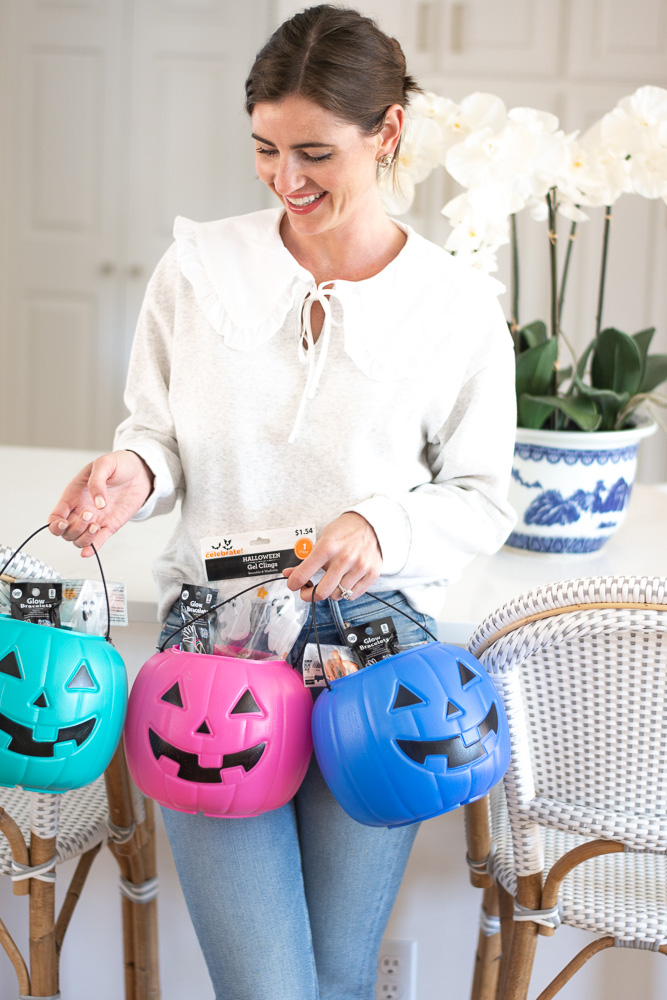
[179,584,218,654]
[200,526,313,661]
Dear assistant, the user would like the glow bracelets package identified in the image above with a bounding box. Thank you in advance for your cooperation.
[179,584,218,654]
[10,582,62,628]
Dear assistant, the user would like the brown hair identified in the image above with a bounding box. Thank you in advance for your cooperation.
[245,5,420,165]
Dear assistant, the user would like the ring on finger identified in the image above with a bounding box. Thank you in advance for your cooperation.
[337,583,354,601]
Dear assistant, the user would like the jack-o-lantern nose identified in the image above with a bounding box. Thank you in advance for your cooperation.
[196,719,212,735]
[33,691,49,708]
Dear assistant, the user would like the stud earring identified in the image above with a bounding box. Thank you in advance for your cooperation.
[378,153,393,168]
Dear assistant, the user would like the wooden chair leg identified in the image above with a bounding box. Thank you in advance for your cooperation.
[29,830,58,997]
[498,874,542,1000]
[497,881,515,994]
[470,883,502,1000]
[105,744,160,999]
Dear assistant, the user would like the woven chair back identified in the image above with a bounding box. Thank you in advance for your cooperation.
[468,576,667,872]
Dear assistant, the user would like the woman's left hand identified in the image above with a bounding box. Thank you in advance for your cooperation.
[283,512,383,602]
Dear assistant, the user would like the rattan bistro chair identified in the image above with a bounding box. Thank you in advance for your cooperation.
[0,546,160,999]
[463,575,667,1000]
[0,747,160,999]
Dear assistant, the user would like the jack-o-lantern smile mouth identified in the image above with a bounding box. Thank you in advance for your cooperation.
[0,712,96,758]
[148,728,266,783]
[396,703,499,767]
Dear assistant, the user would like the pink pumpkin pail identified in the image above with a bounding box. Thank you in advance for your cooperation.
[124,648,313,817]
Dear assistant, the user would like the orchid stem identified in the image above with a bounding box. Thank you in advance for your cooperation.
[558,217,577,320]
[595,205,612,337]
[547,190,559,426]
[510,213,520,345]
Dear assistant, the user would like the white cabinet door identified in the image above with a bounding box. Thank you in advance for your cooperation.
[407,0,561,80]
[122,0,272,376]
[3,0,128,449]
[1,0,270,451]
[567,0,667,82]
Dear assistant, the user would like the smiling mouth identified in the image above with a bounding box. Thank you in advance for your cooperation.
[0,713,96,758]
[396,703,499,768]
[148,728,266,783]
[285,192,326,209]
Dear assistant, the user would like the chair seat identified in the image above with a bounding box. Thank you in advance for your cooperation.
[490,790,667,947]
[0,778,110,873]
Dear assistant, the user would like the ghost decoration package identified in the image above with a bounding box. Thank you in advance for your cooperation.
[0,525,128,793]
[310,591,511,828]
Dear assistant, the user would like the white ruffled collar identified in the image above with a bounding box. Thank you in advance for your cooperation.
[174,208,502,439]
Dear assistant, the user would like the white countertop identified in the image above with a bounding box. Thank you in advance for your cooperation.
[1,445,666,641]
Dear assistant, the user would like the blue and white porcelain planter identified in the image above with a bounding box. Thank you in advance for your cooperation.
[506,421,656,554]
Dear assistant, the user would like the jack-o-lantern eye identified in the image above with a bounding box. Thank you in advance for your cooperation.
[66,661,98,691]
[0,651,22,679]
[161,682,184,708]
[458,660,478,687]
[230,690,261,715]
[392,684,425,710]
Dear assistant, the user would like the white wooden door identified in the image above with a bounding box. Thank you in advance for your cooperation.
[2,0,128,449]
[120,0,272,394]
[1,0,270,451]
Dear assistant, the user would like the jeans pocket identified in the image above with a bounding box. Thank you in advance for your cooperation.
[158,600,184,650]
[343,591,435,649]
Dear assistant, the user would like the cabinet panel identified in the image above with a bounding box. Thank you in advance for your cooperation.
[23,296,96,448]
[425,0,561,79]
[31,50,103,232]
[567,0,667,81]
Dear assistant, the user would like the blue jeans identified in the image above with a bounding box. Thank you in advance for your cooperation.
[158,590,436,1000]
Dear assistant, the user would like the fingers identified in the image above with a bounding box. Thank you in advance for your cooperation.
[47,455,116,549]
[283,512,383,603]
[86,453,123,511]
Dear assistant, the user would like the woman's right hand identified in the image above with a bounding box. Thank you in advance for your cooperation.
[48,450,154,558]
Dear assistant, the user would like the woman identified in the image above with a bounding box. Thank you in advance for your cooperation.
[49,6,516,998]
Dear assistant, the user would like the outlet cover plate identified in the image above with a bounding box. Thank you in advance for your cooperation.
[376,938,417,1000]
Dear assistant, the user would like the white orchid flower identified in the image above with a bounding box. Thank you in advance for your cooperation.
[436,92,508,162]
[409,91,459,136]
[627,148,667,199]
[378,110,443,215]
[569,121,631,207]
[445,124,537,191]
[442,185,512,273]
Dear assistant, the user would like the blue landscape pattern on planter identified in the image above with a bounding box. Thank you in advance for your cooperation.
[523,477,631,526]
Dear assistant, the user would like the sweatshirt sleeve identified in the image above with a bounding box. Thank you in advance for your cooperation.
[348,291,517,587]
[113,244,185,520]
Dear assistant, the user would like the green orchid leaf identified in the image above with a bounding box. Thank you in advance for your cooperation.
[632,327,656,371]
[515,339,558,399]
[572,374,630,430]
[574,339,595,381]
[517,392,556,429]
[519,320,549,349]
[638,354,667,394]
[527,393,601,431]
[591,328,642,396]
[557,365,573,388]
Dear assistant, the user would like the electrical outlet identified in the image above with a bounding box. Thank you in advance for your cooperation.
[376,938,417,1000]
[378,983,400,999]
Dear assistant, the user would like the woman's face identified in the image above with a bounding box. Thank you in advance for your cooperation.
[251,95,389,241]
